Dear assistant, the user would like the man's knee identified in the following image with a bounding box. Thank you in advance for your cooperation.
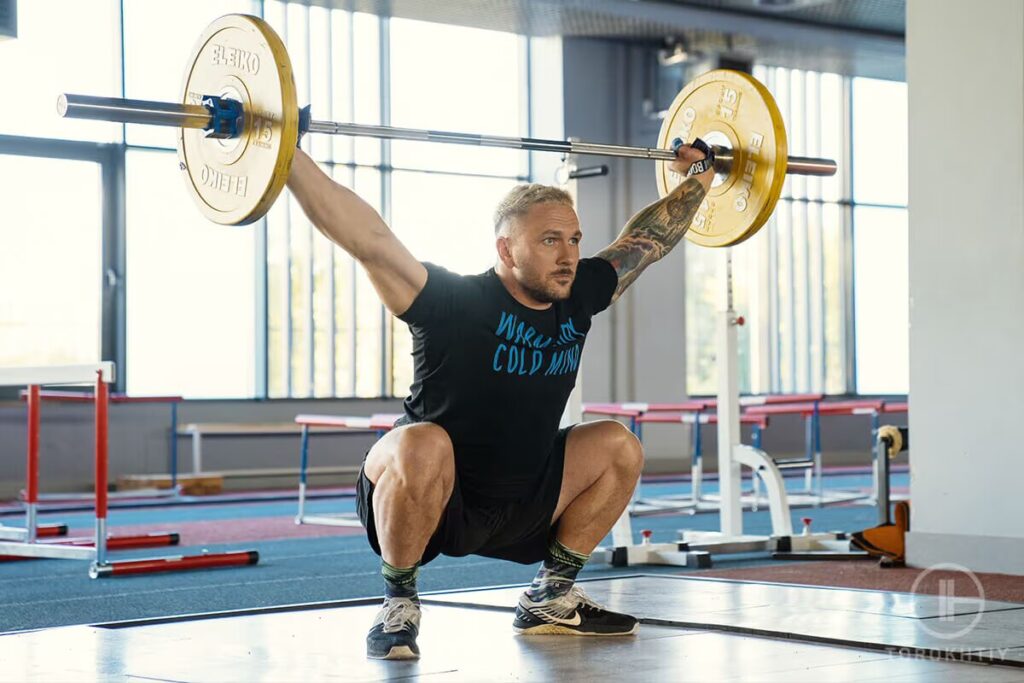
[601,420,644,477]
[387,423,455,494]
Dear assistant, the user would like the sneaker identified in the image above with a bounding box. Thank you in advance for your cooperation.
[366,597,421,660]
[512,584,639,636]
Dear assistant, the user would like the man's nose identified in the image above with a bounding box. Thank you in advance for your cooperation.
[556,243,575,264]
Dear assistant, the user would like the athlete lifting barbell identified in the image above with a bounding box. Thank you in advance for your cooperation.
[58,14,836,660]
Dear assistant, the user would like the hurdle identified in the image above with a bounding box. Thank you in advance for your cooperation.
[0,363,258,578]
[17,389,183,500]
[629,411,771,515]
[583,395,821,513]
[582,401,709,437]
[745,399,889,505]
[293,413,401,527]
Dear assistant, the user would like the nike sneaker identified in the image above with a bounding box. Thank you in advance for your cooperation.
[512,584,638,636]
[366,597,421,659]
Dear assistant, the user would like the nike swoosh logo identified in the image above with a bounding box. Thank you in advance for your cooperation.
[549,611,582,626]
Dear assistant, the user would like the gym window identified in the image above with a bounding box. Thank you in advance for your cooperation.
[262,6,529,399]
[684,67,908,396]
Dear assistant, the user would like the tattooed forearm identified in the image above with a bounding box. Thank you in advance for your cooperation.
[596,177,707,301]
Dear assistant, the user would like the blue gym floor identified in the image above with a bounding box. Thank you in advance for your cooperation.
[0,470,903,634]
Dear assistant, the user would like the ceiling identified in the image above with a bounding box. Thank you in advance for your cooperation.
[311,0,906,79]
[658,0,904,37]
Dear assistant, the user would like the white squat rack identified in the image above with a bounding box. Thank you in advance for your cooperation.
[579,250,847,568]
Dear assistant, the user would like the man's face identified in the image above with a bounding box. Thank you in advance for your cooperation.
[499,202,582,304]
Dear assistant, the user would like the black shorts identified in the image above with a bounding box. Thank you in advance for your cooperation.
[356,426,571,566]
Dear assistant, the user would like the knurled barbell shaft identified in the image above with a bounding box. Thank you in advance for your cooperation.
[58,93,837,177]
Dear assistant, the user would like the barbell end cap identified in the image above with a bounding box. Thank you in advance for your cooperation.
[201,94,245,139]
[56,93,69,118]
[297,104,311,147]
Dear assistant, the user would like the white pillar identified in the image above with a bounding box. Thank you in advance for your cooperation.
[905,0,1024,573]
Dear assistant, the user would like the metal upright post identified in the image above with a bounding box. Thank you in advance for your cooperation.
[169,402,179,489]
[94,371,109,569]
[296,424,311,523]
[875,436,891,526]
[25,385,40,542]
[692,410,704,503]
[716,250,743,537]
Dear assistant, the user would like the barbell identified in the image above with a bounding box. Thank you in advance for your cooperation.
[57,13,837,247]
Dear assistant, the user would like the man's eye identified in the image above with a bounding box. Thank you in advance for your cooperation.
[569,238,580,245]
[543,238,555,245]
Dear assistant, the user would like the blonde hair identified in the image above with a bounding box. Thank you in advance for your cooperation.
[493,184,574,235]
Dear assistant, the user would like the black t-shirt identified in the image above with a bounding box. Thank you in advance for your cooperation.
[397,257,618,503]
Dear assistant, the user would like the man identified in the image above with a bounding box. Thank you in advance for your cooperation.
[286,138,714,660]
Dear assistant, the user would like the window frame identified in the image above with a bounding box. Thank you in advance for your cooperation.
[0,135,125,396]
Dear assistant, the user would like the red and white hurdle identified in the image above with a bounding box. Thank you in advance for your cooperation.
[17,389,183,501]
[0,363,258,578]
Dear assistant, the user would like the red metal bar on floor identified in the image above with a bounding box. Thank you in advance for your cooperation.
[36,523,69,538]
[0,555,38,563]
[104,532,180,549]
[55,532,181,549]
[90,550,259,578]
[0,533,180,562]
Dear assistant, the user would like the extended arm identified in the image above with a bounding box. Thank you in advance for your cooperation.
[286,149,426,316]
[596,173,710,303]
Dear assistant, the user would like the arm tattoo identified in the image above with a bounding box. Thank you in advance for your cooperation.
[596,177,707,302]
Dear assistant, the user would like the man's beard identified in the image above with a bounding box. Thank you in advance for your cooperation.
[520,271,572,303]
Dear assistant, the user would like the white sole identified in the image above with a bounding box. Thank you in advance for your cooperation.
[513,623,639,636]
[368,645,419,660]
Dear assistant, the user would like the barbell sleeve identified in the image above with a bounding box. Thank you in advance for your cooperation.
[785,156,837,176]
[57,93,836,177]
[57,94,213,130]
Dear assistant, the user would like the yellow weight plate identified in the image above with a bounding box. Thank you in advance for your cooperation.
[656,69,788,248]
[177,14,298,225]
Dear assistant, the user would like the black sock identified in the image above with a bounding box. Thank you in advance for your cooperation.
[382,560,419,601]
[525,538,589,602]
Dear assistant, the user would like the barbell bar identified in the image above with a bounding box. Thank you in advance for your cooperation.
[54,13,837,246]
[56,93,836,177]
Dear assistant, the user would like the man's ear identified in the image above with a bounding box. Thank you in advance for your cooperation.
[496,235,516,268]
